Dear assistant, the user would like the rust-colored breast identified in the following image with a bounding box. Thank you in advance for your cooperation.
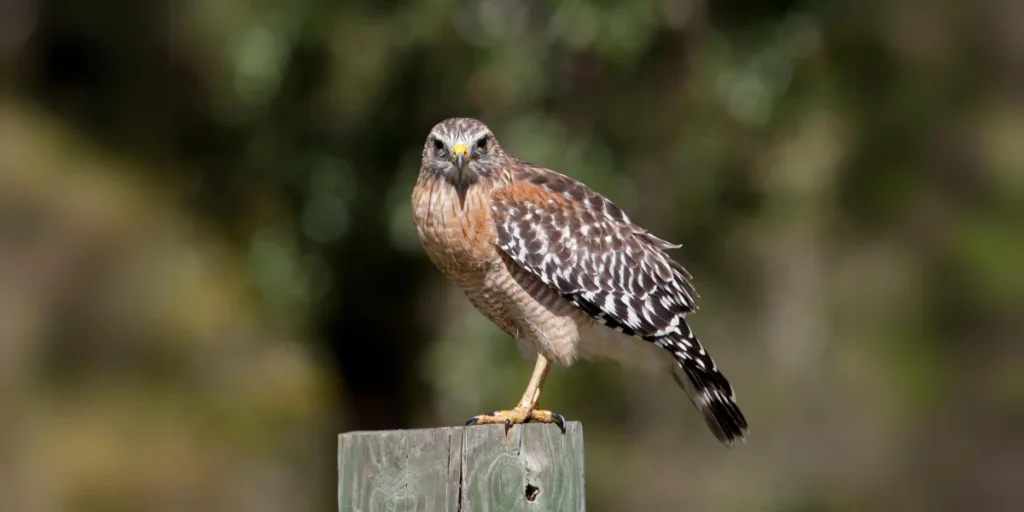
[411,175,520,337]
[411,176,501,285]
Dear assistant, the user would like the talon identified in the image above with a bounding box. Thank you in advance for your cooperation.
[503,418,513,435]
[466,416,481,426]
[551,412,566,434]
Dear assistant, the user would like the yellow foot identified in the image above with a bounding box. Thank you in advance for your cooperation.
[466,407,567,435]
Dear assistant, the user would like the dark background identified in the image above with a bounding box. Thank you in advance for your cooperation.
[2,0,1022,510]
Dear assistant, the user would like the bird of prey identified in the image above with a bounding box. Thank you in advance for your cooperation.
[411,117,748,446]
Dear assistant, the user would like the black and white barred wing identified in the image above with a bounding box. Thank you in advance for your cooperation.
[490,170,696,339]
[491,165,748,445]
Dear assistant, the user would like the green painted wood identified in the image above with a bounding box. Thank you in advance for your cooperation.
[460,422,585,511]
[338,422,585,512]
[338,426,463,512]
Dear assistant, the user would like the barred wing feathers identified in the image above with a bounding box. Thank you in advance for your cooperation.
[490,164,748,445]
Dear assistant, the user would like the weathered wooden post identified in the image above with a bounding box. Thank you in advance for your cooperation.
[338,422,585,511]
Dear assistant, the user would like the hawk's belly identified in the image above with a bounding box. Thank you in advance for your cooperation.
[463,253,592,366]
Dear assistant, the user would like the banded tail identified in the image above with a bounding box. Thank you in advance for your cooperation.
[653,319,748,446]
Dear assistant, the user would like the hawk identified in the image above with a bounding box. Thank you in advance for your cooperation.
[411,117,748,445]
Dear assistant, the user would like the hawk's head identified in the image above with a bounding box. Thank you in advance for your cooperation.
[421,118,506,186]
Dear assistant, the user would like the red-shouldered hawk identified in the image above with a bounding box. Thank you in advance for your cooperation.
[411,118,748,446]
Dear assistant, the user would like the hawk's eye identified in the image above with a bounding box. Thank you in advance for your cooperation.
[475,136,488,152]
[432,137,445,153]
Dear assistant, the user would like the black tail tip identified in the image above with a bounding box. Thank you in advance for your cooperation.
[699,390,748,447]
[669,351,750,446]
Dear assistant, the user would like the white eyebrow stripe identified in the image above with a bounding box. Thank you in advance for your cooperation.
[447,132,490,147]
[429,119,491,148]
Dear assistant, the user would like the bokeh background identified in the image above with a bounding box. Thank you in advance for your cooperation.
[2,0,1022,510]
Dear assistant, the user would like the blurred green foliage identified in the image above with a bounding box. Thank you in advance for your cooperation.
[1,0,1022,511]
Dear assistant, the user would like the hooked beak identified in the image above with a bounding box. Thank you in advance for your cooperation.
[451,143,468,176]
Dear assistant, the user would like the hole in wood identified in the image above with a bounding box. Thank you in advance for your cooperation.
[525,483,540,502]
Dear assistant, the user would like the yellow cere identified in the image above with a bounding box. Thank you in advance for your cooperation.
[452,143,467,156]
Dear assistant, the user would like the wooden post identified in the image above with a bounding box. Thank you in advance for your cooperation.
[338,422,584,511]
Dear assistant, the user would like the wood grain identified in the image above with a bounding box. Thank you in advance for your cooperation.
[338,422,584,511]
[461,422,585,511]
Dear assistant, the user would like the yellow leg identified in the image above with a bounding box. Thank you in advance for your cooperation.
[517,353,550,409]
[466,355,566,434]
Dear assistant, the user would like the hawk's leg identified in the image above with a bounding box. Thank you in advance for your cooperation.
[466,354,566,434]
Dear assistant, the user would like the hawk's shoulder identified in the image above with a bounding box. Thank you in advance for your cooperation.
[490,160,697,338]
[503,160,634,225]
